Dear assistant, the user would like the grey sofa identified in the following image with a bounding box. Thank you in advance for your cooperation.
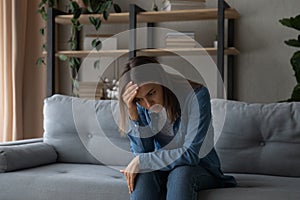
[0,94,300,200]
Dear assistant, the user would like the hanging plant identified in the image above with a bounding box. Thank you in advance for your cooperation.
[37,0,122,92]
[36,0,59,67]
[59,0,122,91]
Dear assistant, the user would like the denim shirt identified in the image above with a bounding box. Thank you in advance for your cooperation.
[126,86,236,185]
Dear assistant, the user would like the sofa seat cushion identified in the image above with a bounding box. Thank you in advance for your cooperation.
[1,164,300,200]
[198,173,300,200]
[0,163,129,200]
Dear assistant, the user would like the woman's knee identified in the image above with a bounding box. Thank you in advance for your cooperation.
[167,165,220,191]
[131,172,163,200]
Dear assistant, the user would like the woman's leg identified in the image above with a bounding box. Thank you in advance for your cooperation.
[131,171,167,200]
[166,165,221,200]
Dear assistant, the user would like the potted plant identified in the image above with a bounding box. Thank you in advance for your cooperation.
[37,0,121,90]
[279,14,300,101]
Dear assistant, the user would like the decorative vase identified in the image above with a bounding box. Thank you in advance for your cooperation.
[161,0,171,11]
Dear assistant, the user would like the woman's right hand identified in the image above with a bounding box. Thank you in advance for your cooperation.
[122,81,139,120]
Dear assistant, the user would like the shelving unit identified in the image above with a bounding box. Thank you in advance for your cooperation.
[46,0,240,99]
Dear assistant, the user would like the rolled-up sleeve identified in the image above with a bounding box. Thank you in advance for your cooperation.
[126,105,155,155]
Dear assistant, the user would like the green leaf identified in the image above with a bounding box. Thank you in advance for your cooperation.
[36,57,44,67]
[94,60,100,69]
[73,79,80,91]
[284,39,300,47]
[71,18,79,25]
[39,28,45,36]
[103,10,109,20]
[74,57,81,66]
[82,0,88,6]
[38,0,47,8]
[291,15,300,31]
[69,40,78,50]
[77,24,84,31]
[291,51,300,83]
[95,18,102,31]
[70,57,76,67]
[89,17,101,31]
[42,44,46,51]
[280,18,294,28]
[89,16,97,26]
[94,2,103,13]
[41,8,47,21]
[58,54,68,61]
[291,83,300,101]
[279,15,300,31]
[70,57,81,69]
[70,1,80,11]
[48,0,55,7]
[87,4,94,13]
[92,39,102,50]
[113,4,122,13]
[100,1,112,13]
[73,8,82,19]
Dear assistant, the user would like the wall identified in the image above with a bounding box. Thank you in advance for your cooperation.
[228,0,299,103]
[58,0,300,103]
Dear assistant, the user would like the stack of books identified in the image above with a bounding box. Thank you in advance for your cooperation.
[165,32,196,48]
[75,82,104,100]
[170,0,206,10]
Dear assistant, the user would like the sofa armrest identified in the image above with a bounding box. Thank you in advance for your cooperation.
[0,142,57,173]
[0,138,43,146]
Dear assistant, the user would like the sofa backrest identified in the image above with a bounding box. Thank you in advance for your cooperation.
[212,99,300,177]
[43,94,133,166]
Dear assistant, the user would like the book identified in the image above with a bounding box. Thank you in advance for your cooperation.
[74,81,104,99]
[165,32,196,48]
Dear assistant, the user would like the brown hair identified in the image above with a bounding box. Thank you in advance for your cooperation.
[119,56,180,133]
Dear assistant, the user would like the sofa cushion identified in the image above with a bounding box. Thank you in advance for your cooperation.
[212,99,300,177]
[43,94,133,166]
[0,164,299,200]
[0,143,57,172]
[0,163,129,200]
[198,173,300,200]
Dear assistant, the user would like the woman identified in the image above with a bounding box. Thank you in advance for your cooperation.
[119,56,236,200]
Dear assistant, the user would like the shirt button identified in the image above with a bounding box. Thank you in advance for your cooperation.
[88,133,93,139]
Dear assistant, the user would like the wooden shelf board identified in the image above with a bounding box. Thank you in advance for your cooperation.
[54,47,239,58]
[55,50,129,57]
[137,8,240,22]
[55,12,129,24]
[55,8,240,24]
[139,47,239,56]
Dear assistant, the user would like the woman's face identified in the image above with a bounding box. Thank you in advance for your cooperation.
[134,83,164,110]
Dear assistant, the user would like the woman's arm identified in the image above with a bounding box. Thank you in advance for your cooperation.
[122,82,155,154]
[126,104,155,155]
[138,87,213,171]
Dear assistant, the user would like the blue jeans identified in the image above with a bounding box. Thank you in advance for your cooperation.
[131,165,221,200]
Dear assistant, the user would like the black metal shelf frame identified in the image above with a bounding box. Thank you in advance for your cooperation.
[47,0,237,99]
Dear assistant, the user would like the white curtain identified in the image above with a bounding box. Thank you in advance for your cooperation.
[0,0,46,142]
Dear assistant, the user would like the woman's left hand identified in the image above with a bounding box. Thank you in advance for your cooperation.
[120,156,140,194]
